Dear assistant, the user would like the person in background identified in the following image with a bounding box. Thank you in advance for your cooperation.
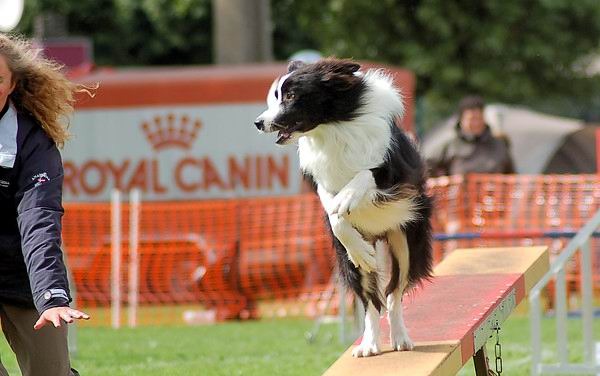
[428,95,515,177]
[0,33,90,376]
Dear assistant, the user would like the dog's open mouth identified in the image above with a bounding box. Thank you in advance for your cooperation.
[276,130,292,144]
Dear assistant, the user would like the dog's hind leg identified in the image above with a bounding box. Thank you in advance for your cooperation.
[386,229,414,351]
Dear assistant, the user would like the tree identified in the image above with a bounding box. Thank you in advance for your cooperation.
[11,1,600,126]
[276,0,600,128]
[14,0,212,66]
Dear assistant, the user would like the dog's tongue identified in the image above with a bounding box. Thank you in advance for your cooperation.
[276,131,291,144]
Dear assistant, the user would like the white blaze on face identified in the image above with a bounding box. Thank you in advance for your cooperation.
[256,73,292,132]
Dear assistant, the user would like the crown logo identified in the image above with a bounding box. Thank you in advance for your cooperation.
[141,113,202,151]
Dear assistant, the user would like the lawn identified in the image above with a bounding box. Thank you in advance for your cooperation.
[0,314,597,375]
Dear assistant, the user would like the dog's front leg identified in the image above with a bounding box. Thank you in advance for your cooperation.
[330,170,376,216]
[329,215,377,272]
[318,184,376,272]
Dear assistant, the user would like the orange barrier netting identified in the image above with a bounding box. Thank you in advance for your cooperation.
[62,174,600,325]
[237,195,335,318]
[429,174,600,309]
[63,195,336,325]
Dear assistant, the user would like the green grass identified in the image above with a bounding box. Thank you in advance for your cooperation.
[0,319,346,376]
[0,314,598,375]
[458,313,600,376]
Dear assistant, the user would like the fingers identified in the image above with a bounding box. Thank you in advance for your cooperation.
[33,314,61,330]
[70,309,91,320]
[61,309,91,323]
[34,308,91,330]
[33,317,46,330]
[51,314,62,328]
[60,311,74,324]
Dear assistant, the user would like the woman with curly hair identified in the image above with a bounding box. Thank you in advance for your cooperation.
[0,33,90,376]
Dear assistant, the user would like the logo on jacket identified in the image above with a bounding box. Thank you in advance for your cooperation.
[32,172,50,187]
[0,179,8,188]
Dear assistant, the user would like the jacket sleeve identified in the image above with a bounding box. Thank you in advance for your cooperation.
[425,142,450,178]
[15,131,71,313]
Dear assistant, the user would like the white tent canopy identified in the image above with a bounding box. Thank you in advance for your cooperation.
[421,104,584,174]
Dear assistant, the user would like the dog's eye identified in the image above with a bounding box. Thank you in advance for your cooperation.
[284,91,295,101]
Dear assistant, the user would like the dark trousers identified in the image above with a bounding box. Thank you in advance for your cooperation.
[0,304,77,376]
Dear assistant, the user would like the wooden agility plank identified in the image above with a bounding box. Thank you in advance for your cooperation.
[324,246,549,376]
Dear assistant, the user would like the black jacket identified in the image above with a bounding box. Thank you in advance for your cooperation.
[428,124,515,177]
[0,103,71,313]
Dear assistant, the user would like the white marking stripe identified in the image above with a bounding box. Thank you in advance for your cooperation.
[266,78,279,108]
[48,288,69,299]
[276,72,292,105]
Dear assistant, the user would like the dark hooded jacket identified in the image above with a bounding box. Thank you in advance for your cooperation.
[428,123,515,177]
[0,101,71,313]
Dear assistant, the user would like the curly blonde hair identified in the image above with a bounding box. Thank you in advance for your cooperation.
[0,33,89,148]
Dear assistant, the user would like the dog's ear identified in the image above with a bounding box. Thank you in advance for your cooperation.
[287,60,305,73]
[334,61,360,75]
[319,59,360,75]
[320,59,361,90]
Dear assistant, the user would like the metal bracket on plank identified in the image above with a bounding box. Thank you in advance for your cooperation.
[473,288,516,351]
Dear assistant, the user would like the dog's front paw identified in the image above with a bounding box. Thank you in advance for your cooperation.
[352,342,381,358]
[391,333,414,352]
[330,187,365,216]
[347,244,376,272]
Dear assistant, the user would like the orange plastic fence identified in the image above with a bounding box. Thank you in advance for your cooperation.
[62,195,335,324]
[238,195,332,299]
[463,174,599,231]
[62,174,600,325]
[428,174,600,308]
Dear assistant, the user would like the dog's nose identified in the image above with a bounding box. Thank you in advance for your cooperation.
[254,119,264,130]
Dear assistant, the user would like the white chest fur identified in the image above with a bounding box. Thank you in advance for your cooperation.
[297,69,404,194]
[298,120,391,193]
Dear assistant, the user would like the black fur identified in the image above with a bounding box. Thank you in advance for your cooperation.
[370,121,434,287]
[327,220,367,307]
[274,59,366,135]
[405,194,434,286]
[328,221,385,312]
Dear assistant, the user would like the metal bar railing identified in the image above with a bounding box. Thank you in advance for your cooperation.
[581,240,594,364]
[555,268,568,365]
[531,294,542,375]
[530,208,600,375]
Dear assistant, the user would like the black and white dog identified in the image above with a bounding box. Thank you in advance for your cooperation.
[254,58,433,357]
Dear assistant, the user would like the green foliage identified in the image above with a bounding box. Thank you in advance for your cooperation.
[272,1,317,61]
[14,0,212,66]
[275,0,600,128]
[10,1,600,127]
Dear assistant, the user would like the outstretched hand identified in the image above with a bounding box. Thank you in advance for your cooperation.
[34,307,90,330]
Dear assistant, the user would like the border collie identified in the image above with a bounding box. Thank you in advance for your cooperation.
[254,58,433,357]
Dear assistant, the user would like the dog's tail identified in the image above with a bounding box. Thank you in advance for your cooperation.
[405,193,434,287]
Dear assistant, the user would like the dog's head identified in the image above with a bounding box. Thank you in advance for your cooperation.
[254,58,365,145]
